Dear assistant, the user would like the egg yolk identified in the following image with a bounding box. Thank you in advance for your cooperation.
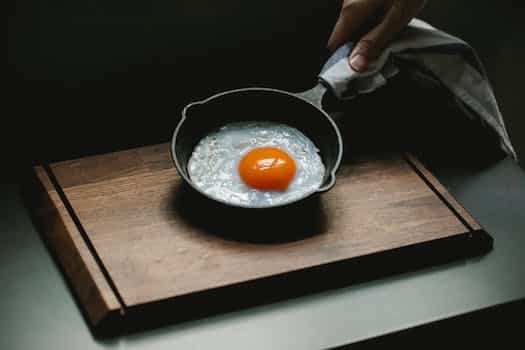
[238,147,296,191]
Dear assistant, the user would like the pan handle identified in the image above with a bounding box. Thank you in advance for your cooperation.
[294,83,327,110]
[290,43,361,109]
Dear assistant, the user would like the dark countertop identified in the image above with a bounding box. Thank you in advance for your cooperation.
[4,1,525,349]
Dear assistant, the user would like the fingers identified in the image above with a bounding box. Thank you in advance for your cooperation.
[327,0,382,52]
[328,0,426,72]
[349,39,375,71]
[349,0,423,71]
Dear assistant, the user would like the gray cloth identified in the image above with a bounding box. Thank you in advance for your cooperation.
[319,19,517,160]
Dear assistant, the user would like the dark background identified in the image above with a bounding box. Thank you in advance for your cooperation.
[6,1,525,168]
[6,1,339,165]
[4,2,525,347]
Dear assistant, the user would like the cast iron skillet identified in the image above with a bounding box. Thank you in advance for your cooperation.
[171,82,343,209]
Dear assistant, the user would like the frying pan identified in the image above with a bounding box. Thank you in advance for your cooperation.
[171,58,354,209]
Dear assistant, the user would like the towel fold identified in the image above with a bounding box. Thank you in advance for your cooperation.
[319,19,516,160]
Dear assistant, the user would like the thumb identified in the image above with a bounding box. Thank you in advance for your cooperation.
[349,1,415,72]
[327,0,382,52]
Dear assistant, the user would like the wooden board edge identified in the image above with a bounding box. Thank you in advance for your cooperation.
[107,227,492,336]
[404,154,483,232]
[20,165,124,328]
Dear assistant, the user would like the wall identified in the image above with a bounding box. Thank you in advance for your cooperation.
[6,1,524,166]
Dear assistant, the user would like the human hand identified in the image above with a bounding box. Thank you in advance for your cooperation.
[327,0,426,71]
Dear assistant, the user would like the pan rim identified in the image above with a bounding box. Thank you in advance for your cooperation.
[171,86,343,209]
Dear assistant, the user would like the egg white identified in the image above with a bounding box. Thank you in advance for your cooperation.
[187,121,325,207]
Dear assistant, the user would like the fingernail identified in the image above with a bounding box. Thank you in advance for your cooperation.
[350,54,368,72]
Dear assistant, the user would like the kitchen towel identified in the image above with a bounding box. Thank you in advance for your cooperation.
[319,18,517,160]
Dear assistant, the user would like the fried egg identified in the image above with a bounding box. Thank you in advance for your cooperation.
[187,121,325,207]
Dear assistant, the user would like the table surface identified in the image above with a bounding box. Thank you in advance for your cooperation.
[3,155,525,350]
[4,2,525,349]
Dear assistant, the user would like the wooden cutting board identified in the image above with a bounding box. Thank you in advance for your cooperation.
[23,143,491,335]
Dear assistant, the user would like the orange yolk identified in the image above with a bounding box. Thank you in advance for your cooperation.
[238,147,296,191]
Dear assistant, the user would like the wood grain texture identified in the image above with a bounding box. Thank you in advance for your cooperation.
[28,166,122,326]
[43,143,478,309]
[405,154,482,231]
